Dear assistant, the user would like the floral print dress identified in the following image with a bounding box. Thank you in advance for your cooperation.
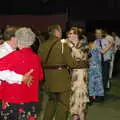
[68,40,89,120]
[88,47,104,97]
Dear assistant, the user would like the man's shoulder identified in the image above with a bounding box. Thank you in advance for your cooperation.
[5,50,18,58]
[40,39,52,48]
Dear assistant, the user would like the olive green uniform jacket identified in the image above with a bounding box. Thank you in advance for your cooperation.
[38,37,88,92]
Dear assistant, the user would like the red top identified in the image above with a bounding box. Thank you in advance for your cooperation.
[0,48,43,103]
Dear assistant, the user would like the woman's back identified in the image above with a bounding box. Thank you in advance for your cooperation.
[89,43,101,65]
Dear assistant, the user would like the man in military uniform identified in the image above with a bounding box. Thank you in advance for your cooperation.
[38,24,88,120]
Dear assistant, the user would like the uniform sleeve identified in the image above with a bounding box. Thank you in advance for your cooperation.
[0,70,23,84]
[37,44,46,64]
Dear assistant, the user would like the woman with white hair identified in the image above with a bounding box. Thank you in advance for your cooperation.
[0,27,43,120]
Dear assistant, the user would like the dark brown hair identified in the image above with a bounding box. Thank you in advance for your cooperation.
[4,26,17,41]
[69,27,83,40]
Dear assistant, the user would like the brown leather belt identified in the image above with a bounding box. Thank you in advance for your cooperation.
[44,65,68,70]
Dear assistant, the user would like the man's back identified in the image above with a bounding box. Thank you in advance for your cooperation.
[38,38,78,92]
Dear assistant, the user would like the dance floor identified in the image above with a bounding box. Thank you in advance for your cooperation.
[38,74,120,120]
[87,75,120,120]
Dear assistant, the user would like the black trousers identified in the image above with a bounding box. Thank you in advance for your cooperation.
[113,50,120,76]
[102,60,110,94]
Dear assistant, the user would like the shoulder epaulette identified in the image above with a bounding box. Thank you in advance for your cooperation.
[60,39,67,54]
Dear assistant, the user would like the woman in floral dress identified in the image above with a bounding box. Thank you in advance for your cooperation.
[67,27,89,120]
[88,39,104,103]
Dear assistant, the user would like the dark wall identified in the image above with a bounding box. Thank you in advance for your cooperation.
[0,14,66,32]
[86,20,120,34]
[68,0,120,20]
[0,0,120,20]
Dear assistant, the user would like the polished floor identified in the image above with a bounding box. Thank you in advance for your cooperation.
[38,74,120,120]
[87,75,120,120]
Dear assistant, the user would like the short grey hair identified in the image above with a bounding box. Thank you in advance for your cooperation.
[15,27,35,47]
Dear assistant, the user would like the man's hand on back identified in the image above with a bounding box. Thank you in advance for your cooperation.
[22,69,34,87]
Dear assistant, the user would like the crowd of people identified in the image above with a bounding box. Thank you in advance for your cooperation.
[0,24,120,120]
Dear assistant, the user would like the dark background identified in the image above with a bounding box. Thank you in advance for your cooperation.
[0,0,120,33]
[0,0,119,18]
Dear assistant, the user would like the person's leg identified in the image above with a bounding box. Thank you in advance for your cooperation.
[102,61,110,94]
[105,61,110,89]
[43,92,57,120]
[88,76,96,104]
[113,52,118,76]
[55,91,70,120]
[109,54,115,79]
[88,80,96,97]
[40,90,48,120]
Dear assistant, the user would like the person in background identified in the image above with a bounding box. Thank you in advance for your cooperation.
[0,27,43,119]
[88,32,104,104]
[111,32,120,76]
[95,29,112,97]
[0,33,3,45]
[79,27,88,46]
[102,30,114,89]
[111,32,120,54]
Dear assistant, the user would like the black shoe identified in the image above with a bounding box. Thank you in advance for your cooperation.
[95,96,104,103]
[87,101,93,106]
[88,96,95,105]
